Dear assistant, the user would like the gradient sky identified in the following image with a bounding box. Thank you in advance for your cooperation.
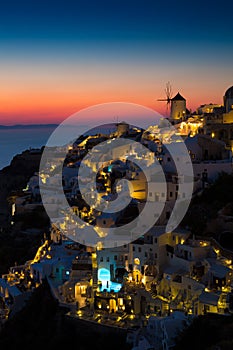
[0,0,233,124]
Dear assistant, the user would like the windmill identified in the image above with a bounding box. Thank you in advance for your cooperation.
[157,81,173,116]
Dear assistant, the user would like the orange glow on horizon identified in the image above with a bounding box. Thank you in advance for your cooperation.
[0,60,227,124]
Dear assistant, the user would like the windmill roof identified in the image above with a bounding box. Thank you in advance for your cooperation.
[171,92,186,101]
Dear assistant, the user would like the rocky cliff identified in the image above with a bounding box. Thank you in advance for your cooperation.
[0,148,43,228]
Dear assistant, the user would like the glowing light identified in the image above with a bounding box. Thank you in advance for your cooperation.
[12,203,15,216]
[98,268,122,292]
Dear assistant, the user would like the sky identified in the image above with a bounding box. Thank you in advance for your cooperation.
[0,0,233,125]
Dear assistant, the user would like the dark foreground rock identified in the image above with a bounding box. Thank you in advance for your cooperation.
[0,280,131,350]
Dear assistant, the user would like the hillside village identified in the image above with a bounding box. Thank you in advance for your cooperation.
[1,86,233,349]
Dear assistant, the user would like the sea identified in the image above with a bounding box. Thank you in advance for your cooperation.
[0,125,57,171]
[0,123,118,171]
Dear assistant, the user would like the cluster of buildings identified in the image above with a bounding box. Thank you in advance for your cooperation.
[1,86,233,349]
[172,86,233,151]
[1,223,233,348]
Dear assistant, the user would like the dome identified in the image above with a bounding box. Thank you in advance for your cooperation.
[224,86,233,98]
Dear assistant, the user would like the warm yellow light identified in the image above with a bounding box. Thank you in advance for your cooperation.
[118,298,124,306]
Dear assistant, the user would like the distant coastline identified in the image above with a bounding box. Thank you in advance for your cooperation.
[0,124,58,129]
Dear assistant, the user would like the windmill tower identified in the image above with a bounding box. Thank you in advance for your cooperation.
[158,82,187,121]
[157,82,173,117]
[170,92,186,121]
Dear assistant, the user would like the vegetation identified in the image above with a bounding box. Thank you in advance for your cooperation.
[181,172,233,236]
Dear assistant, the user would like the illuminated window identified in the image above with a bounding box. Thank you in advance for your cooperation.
[80,286,86,294]
[118,298,123,306]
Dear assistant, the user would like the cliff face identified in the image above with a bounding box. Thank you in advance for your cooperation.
[0,149,42,227]
[0,149,48,275]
